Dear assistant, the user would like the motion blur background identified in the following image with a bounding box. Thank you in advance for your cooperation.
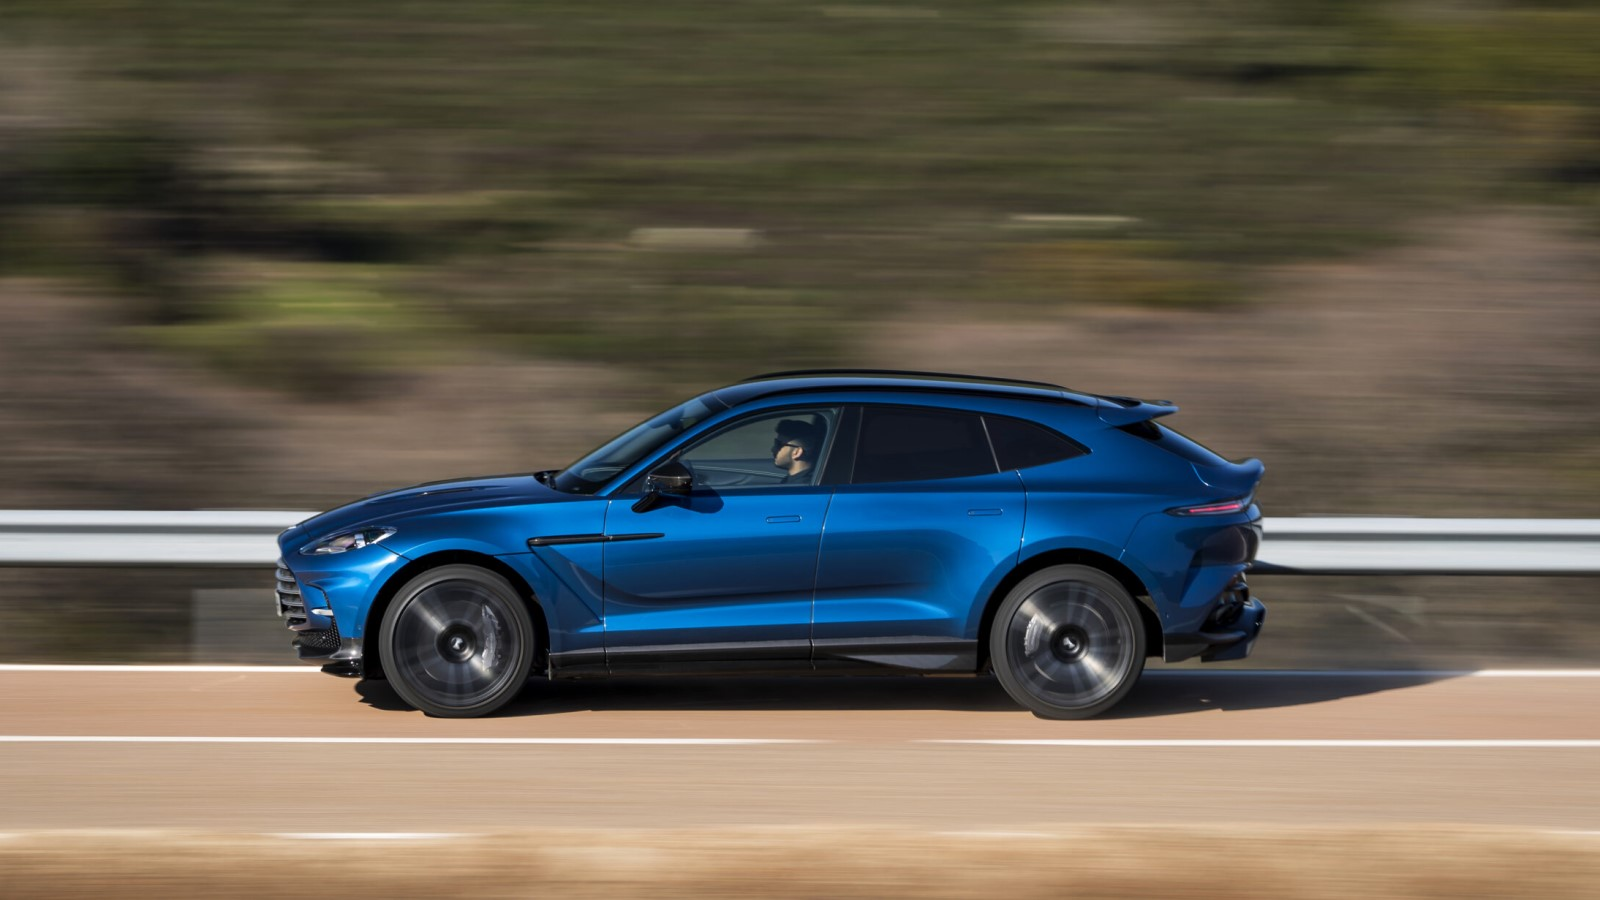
[0,0,1596,664]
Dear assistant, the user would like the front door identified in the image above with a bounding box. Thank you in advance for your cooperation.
[601,406,842,669]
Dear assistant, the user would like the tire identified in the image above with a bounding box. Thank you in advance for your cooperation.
[378,565,536,718]
[989,565,1146,719]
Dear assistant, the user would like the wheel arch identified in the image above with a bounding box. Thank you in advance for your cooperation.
[975,548,1162,670]
[362,550,551,681]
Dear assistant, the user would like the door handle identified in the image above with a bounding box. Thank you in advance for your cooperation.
[765,515,803,524]
[967,508,1003,517]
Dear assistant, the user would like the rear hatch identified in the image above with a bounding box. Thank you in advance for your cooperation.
[1099,395,1265,502]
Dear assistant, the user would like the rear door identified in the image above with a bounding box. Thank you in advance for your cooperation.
[812,404,1024,671]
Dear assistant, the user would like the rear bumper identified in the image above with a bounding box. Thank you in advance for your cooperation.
[1162,596,1266,663]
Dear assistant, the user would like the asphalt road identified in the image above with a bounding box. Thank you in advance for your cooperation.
[0,666,1596,832]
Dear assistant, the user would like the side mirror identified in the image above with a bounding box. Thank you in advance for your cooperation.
[632,460,692,513]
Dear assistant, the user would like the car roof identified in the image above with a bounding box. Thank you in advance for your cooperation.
[713,369,1104,408]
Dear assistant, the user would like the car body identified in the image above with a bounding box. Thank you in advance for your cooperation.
[274,370,1265,718]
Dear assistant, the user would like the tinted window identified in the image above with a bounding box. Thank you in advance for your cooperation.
[554,395,726,494]
[1115,420,1228,466]
[984,415,1086,471]
[853,407,997,484]
[677,408,839,489]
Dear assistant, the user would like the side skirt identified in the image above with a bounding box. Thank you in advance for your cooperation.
[812,637,977,673]
[546,638,979,678]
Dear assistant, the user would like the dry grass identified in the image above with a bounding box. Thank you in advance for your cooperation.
[1,826,1595,899]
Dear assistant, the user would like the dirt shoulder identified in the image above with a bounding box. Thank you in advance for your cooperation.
[2,827,1596,899]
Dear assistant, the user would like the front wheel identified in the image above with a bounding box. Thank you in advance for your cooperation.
[379,565,536,718]
[990,565,1146,719]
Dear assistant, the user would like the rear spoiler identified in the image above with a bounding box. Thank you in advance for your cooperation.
[1193,456,1265,495]
[1094,395,1179,426]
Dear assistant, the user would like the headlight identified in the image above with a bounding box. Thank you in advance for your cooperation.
[300,526,397,556]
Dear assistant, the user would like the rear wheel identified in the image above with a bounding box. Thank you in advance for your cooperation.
[379,565,536,718]
[990,565,1146,719]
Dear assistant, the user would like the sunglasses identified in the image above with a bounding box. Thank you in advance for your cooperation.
[772,439,802,454]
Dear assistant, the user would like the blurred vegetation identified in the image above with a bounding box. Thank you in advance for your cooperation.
[3,1,1599,393]
[0,3,1596,666]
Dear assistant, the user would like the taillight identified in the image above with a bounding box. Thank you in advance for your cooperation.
[1167,496,1249,516]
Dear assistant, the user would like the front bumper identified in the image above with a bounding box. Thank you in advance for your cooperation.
[311,637,364,677]
[1162,596,1266,663]
[275,558,366,676]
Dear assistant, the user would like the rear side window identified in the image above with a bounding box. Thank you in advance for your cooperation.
[984,415,1086,470]
[853,407,997,484]
[1116,420,1228,466]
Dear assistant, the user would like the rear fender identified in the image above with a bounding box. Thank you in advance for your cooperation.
[1122,508,1260,633]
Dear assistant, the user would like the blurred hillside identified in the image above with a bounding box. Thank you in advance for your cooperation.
[0,0,1597,516]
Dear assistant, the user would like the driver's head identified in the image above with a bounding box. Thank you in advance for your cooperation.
[772,419,823,470]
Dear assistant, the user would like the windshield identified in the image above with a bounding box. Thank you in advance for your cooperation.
[551,394,728,494]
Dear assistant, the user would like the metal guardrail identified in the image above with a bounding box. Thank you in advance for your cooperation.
[1252,518,1600,575]
[0,511,303,567]
[0,511,1597,574]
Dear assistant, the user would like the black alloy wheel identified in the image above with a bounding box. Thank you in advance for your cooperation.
[990,565,1146,719]
[379,565,536,718]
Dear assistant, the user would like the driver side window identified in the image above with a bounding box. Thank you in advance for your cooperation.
[675,407,840,491]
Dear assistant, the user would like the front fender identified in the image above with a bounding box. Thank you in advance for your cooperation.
[288,546,411,641]
[373,502,609,655]
[389,535,520,561]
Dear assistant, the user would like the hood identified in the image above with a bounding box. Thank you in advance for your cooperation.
[278,472,558,554]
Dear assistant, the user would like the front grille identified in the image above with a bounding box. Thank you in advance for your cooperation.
[275,559,306,627]
[295,629,342,652]
[277,559,345,660]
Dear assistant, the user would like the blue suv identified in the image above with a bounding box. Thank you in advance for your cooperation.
[274,370,1265,718]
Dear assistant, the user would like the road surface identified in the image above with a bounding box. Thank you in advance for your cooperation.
[0,666,1596,832]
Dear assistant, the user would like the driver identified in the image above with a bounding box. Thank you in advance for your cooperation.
[772,419,823,485]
